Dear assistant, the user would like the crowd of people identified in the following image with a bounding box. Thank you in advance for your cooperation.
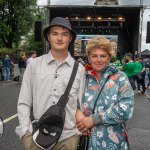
[110,53,149,94]
[0,51,37,82]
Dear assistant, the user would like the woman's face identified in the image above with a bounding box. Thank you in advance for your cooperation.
[88,48,111,74]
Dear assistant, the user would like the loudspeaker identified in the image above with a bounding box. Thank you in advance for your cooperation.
[146,21,150,43]
[34,21,42,41]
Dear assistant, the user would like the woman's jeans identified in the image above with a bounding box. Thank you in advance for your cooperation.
[3,67,10,81]
[19,68,25,82]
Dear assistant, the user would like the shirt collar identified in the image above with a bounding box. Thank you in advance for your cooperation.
[46,50,74,67]
[128,60,133,62]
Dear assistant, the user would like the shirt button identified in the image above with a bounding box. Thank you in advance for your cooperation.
[54,89,56,91]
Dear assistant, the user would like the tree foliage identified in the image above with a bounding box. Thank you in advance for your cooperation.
[19,7,46,56]
[0,0,37,48]
[20,32,43,56]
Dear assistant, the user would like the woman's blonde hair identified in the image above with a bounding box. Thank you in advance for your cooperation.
[20,52,26,59]
[86,36,115,58]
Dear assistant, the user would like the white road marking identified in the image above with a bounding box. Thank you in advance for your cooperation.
[3,82,18,86]
[3,114,18,124]
[140,88,150,100]
[145,92,150,100]
[0,121,3,126]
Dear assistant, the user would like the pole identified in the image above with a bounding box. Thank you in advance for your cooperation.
[140,0,143,5]
[138,0,144,57]
[43,0,50,54]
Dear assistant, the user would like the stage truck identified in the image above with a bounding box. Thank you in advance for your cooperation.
[44,5,143,60]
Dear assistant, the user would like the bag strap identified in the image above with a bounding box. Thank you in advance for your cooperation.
[92,76,109,114]
[31,61,79,121]
[57,61,79,107]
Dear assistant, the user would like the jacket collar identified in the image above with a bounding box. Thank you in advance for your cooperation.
[86,65,118,80]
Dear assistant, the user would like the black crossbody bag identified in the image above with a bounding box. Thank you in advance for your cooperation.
[32,61,79,150]
[78,76,109,150]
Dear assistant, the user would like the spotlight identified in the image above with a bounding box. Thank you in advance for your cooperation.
[75,16,79,20]
[86,16,92,20]
[97,17,102,20]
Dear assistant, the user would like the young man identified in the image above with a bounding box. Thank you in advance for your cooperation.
[122,53,136,90]
[16,17,85,150]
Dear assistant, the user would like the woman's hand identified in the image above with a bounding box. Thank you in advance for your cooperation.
[82,117,94,129]
[76,116,94,132]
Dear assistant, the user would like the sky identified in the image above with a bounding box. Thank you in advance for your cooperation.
[37,0,150,52]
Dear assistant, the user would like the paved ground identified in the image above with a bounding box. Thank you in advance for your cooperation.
[0,81,22,150]
[128,90,150,150]
[0,80,150,150]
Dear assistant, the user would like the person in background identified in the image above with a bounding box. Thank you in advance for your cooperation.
[134,58,143,93]
[0,57,3,80]
[147,65,150,89]
[76,36,134,150]
[137,57,146,93]
[26,51,37,66]
[18,53,26,82]
[121,58,126,66]
[117,58,126,70]
[2,55,14,81]
[16,17,85,150]
[122,53,136,90]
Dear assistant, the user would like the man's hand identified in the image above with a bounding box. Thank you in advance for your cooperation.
[75,109,85,123]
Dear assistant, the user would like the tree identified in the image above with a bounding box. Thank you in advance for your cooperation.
[20,32,43,56]
[0,0,37,48]
[19,7,46,56]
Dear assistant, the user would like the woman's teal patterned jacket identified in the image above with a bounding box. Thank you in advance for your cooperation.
[82,65,134,150]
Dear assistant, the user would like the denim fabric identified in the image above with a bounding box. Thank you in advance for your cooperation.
[3,67,10,80]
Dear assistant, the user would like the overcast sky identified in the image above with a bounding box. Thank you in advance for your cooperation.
[37,0,150,51]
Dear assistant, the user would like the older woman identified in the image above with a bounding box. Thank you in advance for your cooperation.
[76,36,134,150]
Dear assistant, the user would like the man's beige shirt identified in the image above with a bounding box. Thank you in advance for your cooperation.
[17,51,85,141]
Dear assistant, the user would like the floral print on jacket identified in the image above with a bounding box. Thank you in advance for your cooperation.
[82,65,134,150]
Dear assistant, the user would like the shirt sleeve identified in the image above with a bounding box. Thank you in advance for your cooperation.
[122,63,127,71]
[92,72,134,125]
[17,63,34,138]
[77,65,86,112]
